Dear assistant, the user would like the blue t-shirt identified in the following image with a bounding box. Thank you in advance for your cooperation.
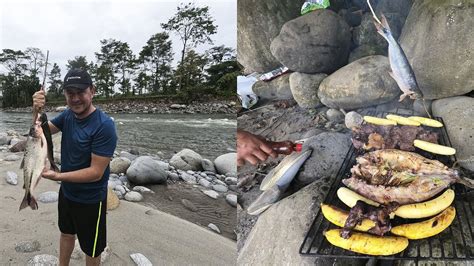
[51,108,117,204]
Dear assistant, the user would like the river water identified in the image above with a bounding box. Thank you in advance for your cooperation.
[0,111,236,160]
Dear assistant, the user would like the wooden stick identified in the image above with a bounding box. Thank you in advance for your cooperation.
[42,50,49,89]
[367,0,382,24]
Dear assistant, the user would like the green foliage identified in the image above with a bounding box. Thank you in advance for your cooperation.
[66,56,92,72]
[47,63,63,99]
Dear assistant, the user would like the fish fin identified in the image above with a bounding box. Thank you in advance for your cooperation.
[456,177,474,189]
[34,174,42,190]
[380,13,392,32]
[399,93,409,102]
[19,191,38,210]
[20,156,25,169]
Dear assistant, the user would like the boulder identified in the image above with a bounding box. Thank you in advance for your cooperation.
[252,74,293,101]
[0,132,12,145]
[399,1,474,99]
[125,191,143,202]
[295,132,351,187]
[110,157,131,174]
[318,55,399,109]
[432,97,474,171]
[270,9,351,74]
[289,72,327,109]
[169,149,203,171]
[348,44,386,63]
[201,159,216,173]
[126,156,168,185]
[237,0,304,73]
[214,153,237,175]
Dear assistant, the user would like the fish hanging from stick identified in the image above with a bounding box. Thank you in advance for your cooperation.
[366,0,431,118]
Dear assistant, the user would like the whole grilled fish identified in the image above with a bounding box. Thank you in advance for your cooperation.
[373,14,423,102]
[19,114,58,210]
[343,149,474,204]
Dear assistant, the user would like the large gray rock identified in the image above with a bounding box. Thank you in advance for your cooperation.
[289,72,327,109]
[237,0,304,73]
[399,1,474,99]
[0,132,12,145]
[271,9,351,74]
[348,44,386,63]
[126,156,168,185]
[252,74,293,101]
[238,178,357,265]
[318,55,400,109]
[110,157,131,174]
[201,159,216,173]
[214,153,237,175]
[169,149,203,171]
[432,97,474,171]
[295,132,351,187]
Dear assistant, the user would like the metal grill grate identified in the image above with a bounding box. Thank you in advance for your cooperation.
[299,111,474,264]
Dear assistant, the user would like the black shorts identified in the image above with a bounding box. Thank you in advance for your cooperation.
[58,188,107,258]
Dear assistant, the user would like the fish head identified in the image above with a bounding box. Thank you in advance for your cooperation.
[373,13,392,40]
[28,121,43,138]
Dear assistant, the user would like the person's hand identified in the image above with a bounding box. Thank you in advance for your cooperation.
[237,130,277,166]
[33,88,45,112]
[42,168,61,181]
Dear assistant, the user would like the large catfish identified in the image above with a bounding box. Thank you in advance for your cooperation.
[19,113,59,210]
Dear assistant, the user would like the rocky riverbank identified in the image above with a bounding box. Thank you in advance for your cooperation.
[2,99,238,115]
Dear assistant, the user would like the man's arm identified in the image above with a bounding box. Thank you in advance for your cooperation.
[42,153,111,182]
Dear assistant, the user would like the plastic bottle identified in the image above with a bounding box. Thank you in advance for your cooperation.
[268,141,303,155]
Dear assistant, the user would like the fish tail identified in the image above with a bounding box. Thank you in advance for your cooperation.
[456,176,474,189]
[19,191,38,211]
[422,98,432,119]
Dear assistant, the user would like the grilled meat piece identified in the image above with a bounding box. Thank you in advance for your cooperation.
[351,124,439,151]
[344,149,474,204]
[341,200,399,239]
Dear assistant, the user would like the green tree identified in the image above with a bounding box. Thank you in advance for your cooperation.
[139,32,174,94]
[47,63,62,98]
[205,45,235,65]
[174,49,208,102]
[24,47,45,77]
[66,56,91,71]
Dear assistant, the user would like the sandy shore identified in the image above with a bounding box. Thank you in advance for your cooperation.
[0,156,236,265]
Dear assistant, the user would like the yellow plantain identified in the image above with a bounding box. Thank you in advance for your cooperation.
[363,116,397,126]
[324,229,409,256]
[394,189,455,219]
[321,204,375,232]
[337,187,380,207]
[414,139,456,155]
[386,114,421,126]
[408,116,443,128]
[391,206,456,239]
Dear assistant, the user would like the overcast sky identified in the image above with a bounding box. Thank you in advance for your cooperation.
[0,0,236,80]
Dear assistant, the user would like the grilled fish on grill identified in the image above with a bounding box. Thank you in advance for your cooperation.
[342,149,474,204]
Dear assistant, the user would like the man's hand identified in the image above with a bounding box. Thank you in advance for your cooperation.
[42,168,61,181]
[33,88,46,112]
[237,130,277,166]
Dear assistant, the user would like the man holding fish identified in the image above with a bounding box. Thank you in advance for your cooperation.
[32,68,117,266]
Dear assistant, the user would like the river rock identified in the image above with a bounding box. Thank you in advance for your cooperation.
[114,185,126,195]
[133,186,153,193]
[110,157,131,174]
[0,132,12,145]
[202,190,219,199]
[348,44,386,63]
[212,184,228,193]
[5,171,18,185]
[198,178,211,188]
[208,223,221,234]
[169,149,203,171]
[15,240,41,253]
[180,172,197,184]
[224,177,238,185]
[295,132,351,187]
[125,191,143,202]
[345,111,363,129]
[237,0,304,73]
[432,97,474,171]
[107,187,120,210]
[5,154,22,161]
[37,191,58,203]
[201,159,216,172]
[252,74,293,101]
[270,9,351,74]
[181,199,198,212]
[126,156,168,185]
[289,72,327,109]
[10,139,27,152]
[238,178,342,265]
[167,172,179,181]
[318,55,399,109]
[27,254,58,265]
[130,253,152,266]
[120,151,138,161]
[226,194,237,207]
[214,153,236,175]
[399,0,474,99]
[326,109,345,122]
